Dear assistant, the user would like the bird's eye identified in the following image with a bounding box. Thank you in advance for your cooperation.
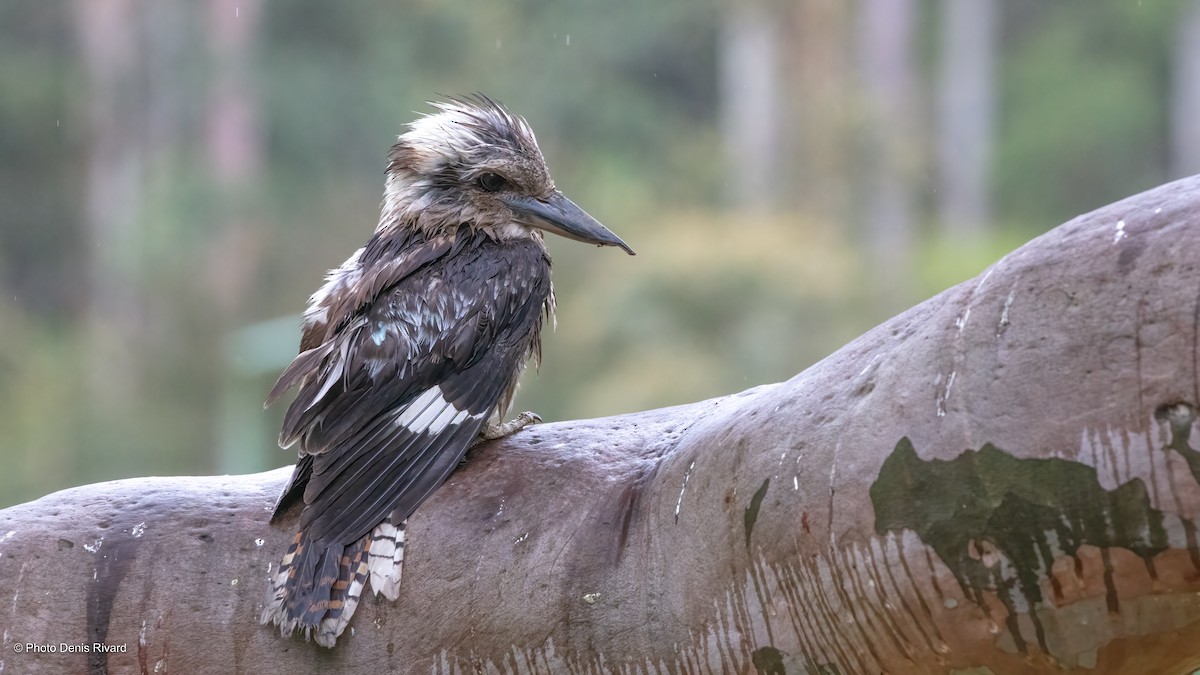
[477,172,507,192]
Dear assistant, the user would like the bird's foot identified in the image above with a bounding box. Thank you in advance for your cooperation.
[477,411,543,442]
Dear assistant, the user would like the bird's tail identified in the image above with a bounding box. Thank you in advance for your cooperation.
[261,515,407,647]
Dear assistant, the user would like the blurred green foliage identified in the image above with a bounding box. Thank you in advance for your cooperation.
[996,0,1179,226]
[0,0,1192,507]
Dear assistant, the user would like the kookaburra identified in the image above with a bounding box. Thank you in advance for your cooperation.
[260,95,633,646]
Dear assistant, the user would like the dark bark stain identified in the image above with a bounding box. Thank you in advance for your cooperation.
[880,540,939,656]
[136,631,148,675]
[863,541,918,660]
[870,437,1176,654]
[750,645,786,674]
[1156,402,1200,483]
[1116,236,1145,273]
[747,558,777,648]
[804,556,868,673]
[1183,519,1200,570]
[1100,547,1119,614]
[896,544,947,650]
[771,561,823,673]
[1193,280,1200,412]
[826,548,887,670]
[135,558,156,675]
[840,542,902,658]
[611,462,659,561]
[85,534,141,675]
[744,478,770,549]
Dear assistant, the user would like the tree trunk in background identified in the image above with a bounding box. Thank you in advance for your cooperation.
[206,0,268,475]
[205,0,263,317]
[786,0,851,222]
[719,0,783,213]
[1174,0,1200,177]
[207,0,263,192]
[75,0,144,403]
[144,4,189,166]
[857,0,919,312]
[937,0,996,236]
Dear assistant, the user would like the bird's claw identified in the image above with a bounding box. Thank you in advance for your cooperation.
[477,411,542,442]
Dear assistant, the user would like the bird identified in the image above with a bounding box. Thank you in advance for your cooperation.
[259,95,633,647]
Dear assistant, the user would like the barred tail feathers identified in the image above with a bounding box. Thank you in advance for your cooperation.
[261,531,306,632]
[259,532,370,648]
[315,539,371,646]
[367,515,406,601]
[261,515,407,647]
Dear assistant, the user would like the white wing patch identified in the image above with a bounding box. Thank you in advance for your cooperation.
[393,386,474,436]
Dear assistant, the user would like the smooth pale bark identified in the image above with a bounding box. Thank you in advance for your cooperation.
[4,177,1200,674]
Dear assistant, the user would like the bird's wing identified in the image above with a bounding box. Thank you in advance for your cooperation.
[270,235,550,548]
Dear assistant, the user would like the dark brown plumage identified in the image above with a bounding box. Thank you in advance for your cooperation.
[260,95,632,646]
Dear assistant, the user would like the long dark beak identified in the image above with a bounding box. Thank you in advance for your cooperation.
[505,191,635,255]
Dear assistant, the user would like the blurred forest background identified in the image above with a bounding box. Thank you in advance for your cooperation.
[2,0,1199,507]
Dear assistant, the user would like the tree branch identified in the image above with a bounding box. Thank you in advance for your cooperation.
[4,176,1200,673]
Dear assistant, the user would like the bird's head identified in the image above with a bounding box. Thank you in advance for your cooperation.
[381,95,633,255]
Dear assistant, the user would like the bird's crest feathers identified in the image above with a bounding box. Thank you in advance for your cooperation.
[392,94,545,182]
